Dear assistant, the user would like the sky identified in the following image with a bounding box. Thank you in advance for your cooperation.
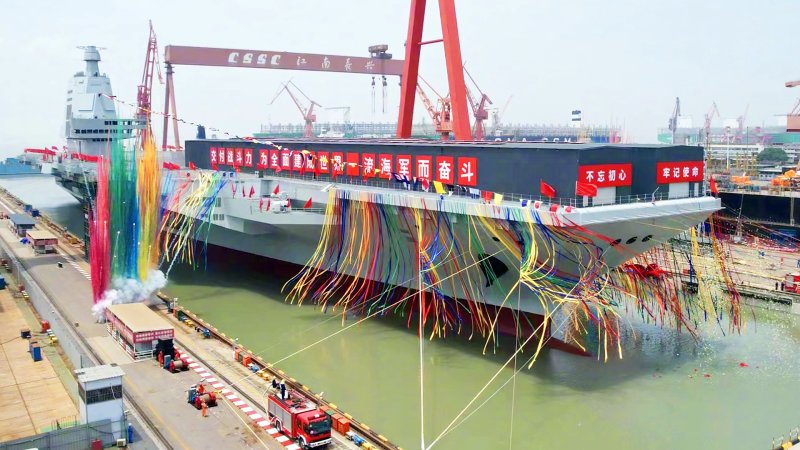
[1,0,798,155]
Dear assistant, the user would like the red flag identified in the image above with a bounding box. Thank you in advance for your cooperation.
[709,176,719,196]
[235,166,241,174]
[575,181,598,197]
[211,162,218,171]
[249,186,255,198]
[481,190,493,202]
[419,178,430,192]
[272,184,280,195]
[266,199,271,211]
[189,162,197,170]
[540,180,556,198]
[303,197,313,208]
[241,185,246,197]
[259,197,264,211]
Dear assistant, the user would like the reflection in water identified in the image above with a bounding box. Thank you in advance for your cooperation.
[166,259,800,450]
[6,175,800,449]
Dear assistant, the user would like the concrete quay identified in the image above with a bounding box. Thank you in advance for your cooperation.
[0,196,287,449]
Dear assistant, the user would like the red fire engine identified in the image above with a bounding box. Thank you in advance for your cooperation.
[267,382,332,449]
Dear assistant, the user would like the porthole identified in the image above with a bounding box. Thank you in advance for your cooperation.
[610,238,622,247]
[626,237,637,244]
[642,235,653,242]
[491,236,501,242]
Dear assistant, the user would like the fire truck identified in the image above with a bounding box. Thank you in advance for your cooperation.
[267,382,332,449]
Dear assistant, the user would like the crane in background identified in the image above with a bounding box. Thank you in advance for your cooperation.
[703,101,720,145]
[736,103,749,142]
[325,106,351,124]
[668,97,680,144]
[270,81,322,139]
[416,76,452,140]
[786,79,800,132]
[137,21,164,140]
[491,96,512,135]
[463,66,492,140]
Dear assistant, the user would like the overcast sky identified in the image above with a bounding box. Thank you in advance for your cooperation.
[1,0,798,155]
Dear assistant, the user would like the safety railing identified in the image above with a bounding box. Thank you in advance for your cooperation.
[259,170,711,208]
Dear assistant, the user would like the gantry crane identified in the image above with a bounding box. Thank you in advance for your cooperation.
[270,81,321,139]
[736,104,749,142]
[787,79,800,132]
[668,97,680,144]
[490,95,512,135]
[137,21,164,139]
[463,66,492,141]
[415,76,451,140]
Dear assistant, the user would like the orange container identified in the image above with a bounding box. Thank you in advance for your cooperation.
[337,418,350,434]
[319,405,329,413]
[234,348,241,362]
[331,414,343,433]
[242,355,252,367]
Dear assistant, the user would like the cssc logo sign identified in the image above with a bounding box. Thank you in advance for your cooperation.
[227,52,281,66]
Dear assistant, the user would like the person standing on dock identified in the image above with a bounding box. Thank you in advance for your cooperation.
[796,258,800,268]
[201,400,208,418]
[781,281,785,291]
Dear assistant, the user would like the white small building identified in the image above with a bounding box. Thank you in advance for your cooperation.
[75,364,125,440]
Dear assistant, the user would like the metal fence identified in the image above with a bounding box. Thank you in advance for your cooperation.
[263,170,709,208]
[0,418,122,450]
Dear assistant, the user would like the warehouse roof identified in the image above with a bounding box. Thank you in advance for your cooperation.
[26,230,57,241]
[106,303,173,333]
[8,214,35,226]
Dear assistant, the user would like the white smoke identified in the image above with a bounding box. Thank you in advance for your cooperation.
[92,269,168,319]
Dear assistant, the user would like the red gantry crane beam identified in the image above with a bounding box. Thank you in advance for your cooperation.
[270,81,322,139]
[397,0,471,141]
[161,45,404,150]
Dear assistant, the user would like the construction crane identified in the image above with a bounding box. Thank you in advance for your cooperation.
[668,97,680,144]
[137,21,163,138]
[736,103,749,141]
[703,101,720,145]
[491,95,512,134]
[325,106,351,124]
[270,81,321,139]
[463,66,492,141]
[786,79,800,132]
[415,77,451,140]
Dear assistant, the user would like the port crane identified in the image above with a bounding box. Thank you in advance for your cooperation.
[491,95,513,135]
[786,79,800,132]
[703,101,720,145]
[463,66,492,140]
[668,97,680,144]
[270,81,321,139]
[415,76,452,140]
[137,21,164,141]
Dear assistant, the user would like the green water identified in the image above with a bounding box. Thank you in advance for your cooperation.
[167,261,800,450]
[6,175,800,449]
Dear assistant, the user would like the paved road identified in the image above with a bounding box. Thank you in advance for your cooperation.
[0,207,280,449]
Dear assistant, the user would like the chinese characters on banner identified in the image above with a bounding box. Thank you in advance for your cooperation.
[656,161,704,184]
[134,329,175,343]
[577,163,633,187]
[208,146,479,186]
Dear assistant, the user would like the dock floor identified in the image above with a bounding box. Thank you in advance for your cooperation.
[0,288,78,441]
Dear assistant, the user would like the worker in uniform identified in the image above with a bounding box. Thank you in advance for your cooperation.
[197,383,205,395]
[201,400,208,418]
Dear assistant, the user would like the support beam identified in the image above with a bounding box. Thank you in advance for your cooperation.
[438,0,471,141]
[396,0,427,139]
[161,64,173,151]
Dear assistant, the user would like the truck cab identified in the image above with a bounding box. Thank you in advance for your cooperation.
[267,384,332,449]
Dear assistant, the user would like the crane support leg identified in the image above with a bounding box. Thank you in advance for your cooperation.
[438,0,471,141]
[169,70,180,149]
[396,0,426,138]
[162,63,173,150]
